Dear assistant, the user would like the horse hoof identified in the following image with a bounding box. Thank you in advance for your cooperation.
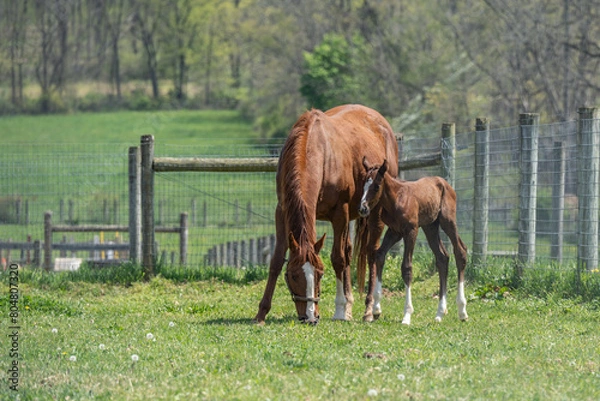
[435,316,443,323]
[363,314,374,323]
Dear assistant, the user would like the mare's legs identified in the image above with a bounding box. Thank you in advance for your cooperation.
[440,217,469,321]
[422,223,450,322]
[330,204,353,320]
[363,227,401,322]
[254,205,287,324]
[401,228,418,325]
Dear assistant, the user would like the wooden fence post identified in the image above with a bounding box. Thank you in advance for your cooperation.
[472,118,490,266]
[179,212,188,266]
[128,146,142,263]
[517,113,540,275]
[44,211,52,271]
[577,107,599,272]
[441,122,456,187]
[550,141,566,263]
[141,135,155,279]
[33,240,41,268]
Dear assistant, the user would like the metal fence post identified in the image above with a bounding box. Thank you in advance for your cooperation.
[576,107,599,272]
[180,212,188,266]
[141,135,155,279]
[44,211,52,271]
[518,113,539,275]
[472,118,489,266]
[550,141,566,263]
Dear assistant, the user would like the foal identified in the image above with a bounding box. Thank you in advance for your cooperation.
[358,158,468,325]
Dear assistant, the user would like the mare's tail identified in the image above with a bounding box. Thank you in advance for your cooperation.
[353,216,370,294]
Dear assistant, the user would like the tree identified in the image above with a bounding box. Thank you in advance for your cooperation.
[5,0,29,109]
[33,0,70,113]
[300,33,363,110]
[105,0,127,100]
[164,0,198,101]
[130,0,164,99]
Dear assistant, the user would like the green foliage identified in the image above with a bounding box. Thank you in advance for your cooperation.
[300,33,366,110]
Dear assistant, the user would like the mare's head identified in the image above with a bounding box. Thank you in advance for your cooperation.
[285,232,326,325]
[359,157,388,217]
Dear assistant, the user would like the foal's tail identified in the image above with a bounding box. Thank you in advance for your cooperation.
[354,216,370,294]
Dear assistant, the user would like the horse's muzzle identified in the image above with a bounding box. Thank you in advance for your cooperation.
[359,204,370,217]
[299,316,320,325]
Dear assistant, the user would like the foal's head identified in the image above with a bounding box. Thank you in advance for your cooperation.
[285,232,326,325]
[359,157,388,218]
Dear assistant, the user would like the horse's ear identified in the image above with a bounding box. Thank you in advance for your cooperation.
[288,232,299,252]
[314,233,326,254]
[379,159,388,176]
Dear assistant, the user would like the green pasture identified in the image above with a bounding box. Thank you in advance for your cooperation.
[2,257,600,400]
[0,110,284,263]
[0,109,258,145]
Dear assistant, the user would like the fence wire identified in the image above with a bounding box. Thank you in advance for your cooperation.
[0,118,598,271]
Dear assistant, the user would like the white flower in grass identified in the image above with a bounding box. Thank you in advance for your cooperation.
[131,354,139,362]
[169,321,175,328]
[397,373,406,381]
[146,333,154,340]
[99,344,106,350]
[51,328,58,334]
[69,355,77,362]
[367,389,378,397]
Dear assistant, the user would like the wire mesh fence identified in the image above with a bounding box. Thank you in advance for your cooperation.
[0,113,598,273]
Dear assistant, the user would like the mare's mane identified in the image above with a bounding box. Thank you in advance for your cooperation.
[279,109,323,272]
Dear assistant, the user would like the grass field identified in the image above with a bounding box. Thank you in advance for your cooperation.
[2,110,600,399]
[0,109,257,145]
[2,257,600,400]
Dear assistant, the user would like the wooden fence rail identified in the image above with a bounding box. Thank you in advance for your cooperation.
[41,211,188,271]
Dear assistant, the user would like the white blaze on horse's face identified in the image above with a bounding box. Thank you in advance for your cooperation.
[359,177,374,217]
[302,262,317,323]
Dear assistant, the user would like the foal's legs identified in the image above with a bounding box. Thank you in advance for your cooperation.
[255,205,287,324]
[440,218,469,321]
[400,228,418,325]
[330,204,353,320]
[363,227,401,322]
[422,223,450,322]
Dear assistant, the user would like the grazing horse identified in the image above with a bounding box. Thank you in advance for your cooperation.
[358,159,468,325]
[254,104,399,324]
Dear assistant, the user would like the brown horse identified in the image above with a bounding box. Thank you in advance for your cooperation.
[358,158,468,325]
[254,104,399,324]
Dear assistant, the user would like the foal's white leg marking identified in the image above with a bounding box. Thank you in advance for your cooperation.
[435,291,448,323]
[333,278,347,320]
[456,281,468,321]
[373,278,382,317]
[401,284,414,325]
[302,262,316,322]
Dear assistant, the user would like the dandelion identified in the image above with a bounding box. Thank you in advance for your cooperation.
[367,389,378,397]
[169,321,175,328]
[397,373,406,381]
[69,355,77,362]
[99,344,106,350]
[51,328,58,334]
[131,354,139,362]
[146,333,154,340]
